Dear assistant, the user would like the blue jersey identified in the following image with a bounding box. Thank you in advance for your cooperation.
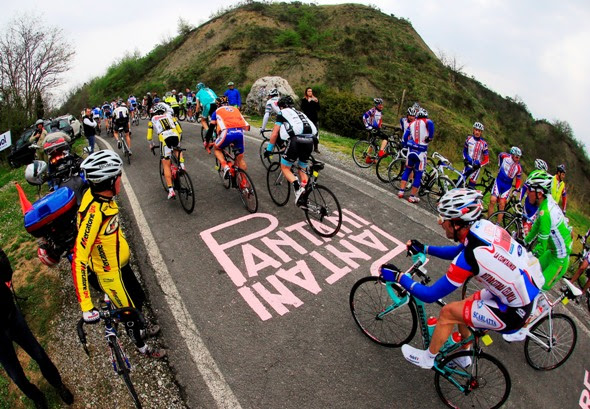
[196,88,217,106]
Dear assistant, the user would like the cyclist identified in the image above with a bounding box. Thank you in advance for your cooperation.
[551,164,567,213]
[178,92,186,116]
[400,106,416,134]
[185,88,195,121]
[265,95,318,205]
[147,102,184,200]
[102,101,112,131]
[487,146,523,221]
[74,151,165,358]
[165,91,180,118]
[380,188,543,368]
[519,159,548,235]
[91,106,101,132]
[398,107,435,203]
[361,98,386,164]
[208,96,250,181]
[153,92,160,104]
[461,121,489,188]
[127,94,137,121]
[146,92,153,114]
[112,101,131,154]
[260,87,281,135]
[195,82,218,145]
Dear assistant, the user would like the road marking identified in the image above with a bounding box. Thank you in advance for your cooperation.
[96,136,242,409]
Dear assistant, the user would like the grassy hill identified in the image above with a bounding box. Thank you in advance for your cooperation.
[61,1,590,212]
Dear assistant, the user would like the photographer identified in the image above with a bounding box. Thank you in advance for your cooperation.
[29,119,48,161]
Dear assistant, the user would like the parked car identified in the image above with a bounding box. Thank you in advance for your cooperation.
[55,114,82,139]
[47,118,74,140]
[7,127,36,168]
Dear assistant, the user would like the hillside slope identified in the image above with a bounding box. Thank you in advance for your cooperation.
[62,1,590,211]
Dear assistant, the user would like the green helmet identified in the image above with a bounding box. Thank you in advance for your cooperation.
[526,170,552,194]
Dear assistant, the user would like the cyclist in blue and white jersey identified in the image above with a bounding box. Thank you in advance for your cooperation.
[461,121,489,188]
[380,188,543,369]
[127,95,137,121]
[487,146,523,220]
[101,101,112,131]
[518,159,548,234]
[260,88,281,135]
[399,106,416,134]
[361,98,386,163]
[398,108,435,203]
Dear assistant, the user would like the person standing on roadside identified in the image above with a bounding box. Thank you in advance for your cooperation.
[224,81,242,110]
[0,247,74,409]
[300,87,320,154]
[82,108,98,154]
[29,119,48,162]
[146,92,153,115]
[551,164,568,213]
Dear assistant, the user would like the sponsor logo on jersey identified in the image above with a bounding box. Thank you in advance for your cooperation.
[479,272,517,303]
[517,245,523,256]
[493,252,517,271]
[516,308,526,318]
[477,300,484,308]
[108,289,124,308]
[97,244,111,272]
[80,212,95,249]
[105,215,119,235]
[473,311,497,327]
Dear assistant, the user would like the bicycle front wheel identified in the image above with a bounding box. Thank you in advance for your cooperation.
[375,155,394,183]
[177,170,195,214]
[111,342,142,409]
[349,276,417,347]
[236,169,258,213]
[352,139,376,168]
[215,158,231,189]
[387,158,406,191]
[488,211,522,240]
[426,176,453,212]
[266,162,290,206]
[434,350,511,409]
[303,185,342,238]
[524,312,577,371]
[259,139,281,169]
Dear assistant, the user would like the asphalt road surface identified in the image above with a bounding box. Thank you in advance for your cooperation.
[100,119,590,409]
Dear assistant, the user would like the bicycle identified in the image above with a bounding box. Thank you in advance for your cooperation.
[152,145,195,214]
[475,168,495,197]
[352,127,400,169]
[461,276,580,370]
[131,111,140,127]
[487,194,525,238]
[214,144,258,213]
[76,303,143,409]
[177,105,187,121]
[350,254,511,409]
[266,155,343,238]
[116,126,131,165]
[258,129,285,169]
[139,106,149,120]
[373,130,405,183]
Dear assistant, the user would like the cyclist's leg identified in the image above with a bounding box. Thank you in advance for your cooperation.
[213,129,229,168]
[539,252,568,291]
[408,152,425,199]
[229,130,247,171]
[570,258,590,286]
[161,143,173,189]
[295,138,314,186]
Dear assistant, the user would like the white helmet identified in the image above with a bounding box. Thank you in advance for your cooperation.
[534,158,548,171]
[473,122,484,131]
[81,150,122,183]
[510,146,522,156]
[416,108,428,118]
[25,160,48,185]
[268,88,279,97]
[437,188,484,223]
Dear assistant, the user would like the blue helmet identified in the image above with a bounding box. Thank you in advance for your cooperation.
[196,82,205,90]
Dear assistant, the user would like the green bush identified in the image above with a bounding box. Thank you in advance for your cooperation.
[320,91,370,139]
[276,29,301,47]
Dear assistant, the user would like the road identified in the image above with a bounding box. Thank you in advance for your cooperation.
[101,119,590,409]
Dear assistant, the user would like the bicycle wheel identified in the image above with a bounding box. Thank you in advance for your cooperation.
[524,312,577,371]
[387,158,407,190]
[434,350,511,409]
[177,170,195,214]
[352,139,377,168]
[178,110,186,121]
[349,276,417,347]
[426,176,453,212]
[236,169,258,213]
[158,160,169,192]
[266,162,290,206]
[215,158,231,189]
[303,185,342,238]
[259,139,281,169]
[460,276,486,300]
[111,342,142,409]
[200,126,206,143]
[375,154,395,183]
[488,211,522,239]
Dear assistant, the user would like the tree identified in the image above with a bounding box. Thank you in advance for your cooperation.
[0,13,74,120]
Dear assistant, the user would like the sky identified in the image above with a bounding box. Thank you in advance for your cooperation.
[1,0,588,151]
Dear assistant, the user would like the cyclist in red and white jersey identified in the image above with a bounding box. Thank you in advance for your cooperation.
[462,121,489,188]
[487,146,523,219]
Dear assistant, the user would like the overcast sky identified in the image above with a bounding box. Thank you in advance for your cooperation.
[1,0,588,151]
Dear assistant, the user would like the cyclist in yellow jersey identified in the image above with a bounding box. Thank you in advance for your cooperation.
[147,102,184,200]
[73,151,165,358]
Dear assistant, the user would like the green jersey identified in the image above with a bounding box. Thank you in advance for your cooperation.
[525,195,572,259]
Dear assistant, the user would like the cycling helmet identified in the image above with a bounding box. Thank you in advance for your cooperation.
[510,146,522,157]
[121,102,126,107]
[473,122,484,131]
[412,102,421,110]
[228,81,234,86]
[147,92,151,96]
[556,164,566,173]
[216,96,229,106]
[407,107,417,116]
[277,95,295,109]
[37,245,59,267]
[437,188,484,223]
[526,170,552,194]
[35,119,44,126]
[416,108,428,118]
[81,150,123,184]
[104,101,109,105]
[196,82,205,90]
[165,91,172,97]
[172,89,176,94]
[373,98,383,106]
[25,160,48,185]
[153,103,167,115]
[268,88,279,97]
[178,92,183,96]
[534,158,548,171]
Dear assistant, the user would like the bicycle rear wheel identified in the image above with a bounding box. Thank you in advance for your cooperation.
[375,155,395,183]
[352,139,376,168]
[488,211,522,240]
[236,169,258,213]
[349,276,417,347]
[177,170,195,214]
[387,158,406,191]
[111,341,142,409]
[302,185,342,238]
[524,312,576,371]
[434,350,511,409]
[266,162,290,206]
[426,176,453,212]
[215,158,231,189]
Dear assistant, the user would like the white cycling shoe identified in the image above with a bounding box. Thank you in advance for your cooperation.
[401,345,435,369]
[448,355,472,368]
[502,328,527,342]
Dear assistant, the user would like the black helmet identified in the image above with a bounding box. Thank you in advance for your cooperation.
[557,164,566,173]
[215,96,229,106]
[278,95,294,109]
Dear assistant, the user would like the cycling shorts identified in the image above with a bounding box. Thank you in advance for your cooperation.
[202,103,217,118]
[281,136,314,168]
[492,178,512,199]
[104,111,112,118]
[215,128,244,155]
[463,289,533,333]
[405,150,427,171]
[114,120,129,134]
[160,137,180,159]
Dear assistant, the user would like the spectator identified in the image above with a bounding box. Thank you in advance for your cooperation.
[0,247,74,408]
[29,119,48,162]
[82,108,97,154]
[146,92,153,114]
[551,164,567,213]
[224,81,242,110]
[300,87,320,154]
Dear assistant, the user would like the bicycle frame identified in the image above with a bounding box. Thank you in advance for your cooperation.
[431,152,468,188]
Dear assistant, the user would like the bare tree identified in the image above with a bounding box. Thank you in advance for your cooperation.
[436,48,465,84]
[0,13,74,118]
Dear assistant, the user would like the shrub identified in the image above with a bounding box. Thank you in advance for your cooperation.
[276,30,302,47]
[319,90,370,139]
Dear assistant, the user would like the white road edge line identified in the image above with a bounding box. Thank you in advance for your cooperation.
[96,136,242,409]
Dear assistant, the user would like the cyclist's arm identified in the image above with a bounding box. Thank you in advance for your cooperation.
[261,110,271,131]
[147,121,153,142]
[362,109,372,129]
[463,140,472,165]
[173,118,182,136]
[525,211,550,253]
[480,147,490,166]
[402,127,410,147]
[426,243,465,260]
[425,120,434,142]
